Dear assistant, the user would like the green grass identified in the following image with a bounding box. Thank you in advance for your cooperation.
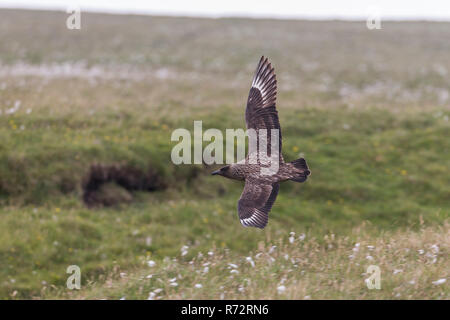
[0,9,448,299]
[47,222,449,300]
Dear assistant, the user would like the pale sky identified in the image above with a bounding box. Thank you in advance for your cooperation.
[1,0,450,20]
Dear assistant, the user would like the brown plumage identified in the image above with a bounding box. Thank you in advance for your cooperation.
[212,56,310,229]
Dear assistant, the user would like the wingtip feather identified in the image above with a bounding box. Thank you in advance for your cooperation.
[251,56,277,107]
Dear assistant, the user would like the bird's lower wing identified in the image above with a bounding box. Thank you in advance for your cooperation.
[238,179,279,229]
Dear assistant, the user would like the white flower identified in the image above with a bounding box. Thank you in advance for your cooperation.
[255,253,262,259]
[119,272,127,278]
[230,269,239,274]
[269,246,277,254]
[228,263,238,269]
[298,233,306,241]
[169,277,177,283]
[430,244,439,254]
[246,257,255,268]
[120,297,126,300]
[277,285,286,294]
[153,288,163,293]
[432,278,446,285]
[208,251,214,256]
[418,249,424,255]
[366,255,374,261]
[284,254,289,260]
[147,260,156,267]
[367,245,375,250]
[147,292,156,300]
[304,295,311,300]
[195,284,202,289]
[146,274,153,279]
[181,245,189,256]
[393,269,403,275]
[170,282,178,287]
[289,236,295,244]
[203,266,209,274]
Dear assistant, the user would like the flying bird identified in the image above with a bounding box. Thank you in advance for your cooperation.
[211,56,311,229]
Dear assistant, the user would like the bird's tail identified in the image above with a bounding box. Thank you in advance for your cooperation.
[288,158,311,183]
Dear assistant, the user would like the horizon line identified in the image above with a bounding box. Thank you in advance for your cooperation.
[1,6,450,22]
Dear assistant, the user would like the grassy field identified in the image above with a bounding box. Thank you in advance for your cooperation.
[0,9,448,299]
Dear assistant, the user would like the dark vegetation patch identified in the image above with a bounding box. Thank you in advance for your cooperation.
[82,163,167,207]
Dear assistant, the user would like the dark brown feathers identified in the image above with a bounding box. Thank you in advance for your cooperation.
[288,158,311,182]
[238,179,279,229]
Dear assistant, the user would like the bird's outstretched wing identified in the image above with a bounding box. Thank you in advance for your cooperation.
[245,56,283,163]
[238,178,279,229]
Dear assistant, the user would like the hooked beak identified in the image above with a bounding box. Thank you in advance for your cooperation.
[211,170,220,176]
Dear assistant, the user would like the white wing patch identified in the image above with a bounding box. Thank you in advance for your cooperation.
[252,77,266,95]
[252,72,269,98]
[240,209,267,228]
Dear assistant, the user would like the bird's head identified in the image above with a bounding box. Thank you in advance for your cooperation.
[211,165,231,177]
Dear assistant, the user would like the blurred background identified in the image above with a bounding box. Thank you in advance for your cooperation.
[3,0,450,20]
[0,1,448,299]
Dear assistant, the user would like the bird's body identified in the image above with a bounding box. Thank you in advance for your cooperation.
[219,161,308,184]
[212,56,310,229]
